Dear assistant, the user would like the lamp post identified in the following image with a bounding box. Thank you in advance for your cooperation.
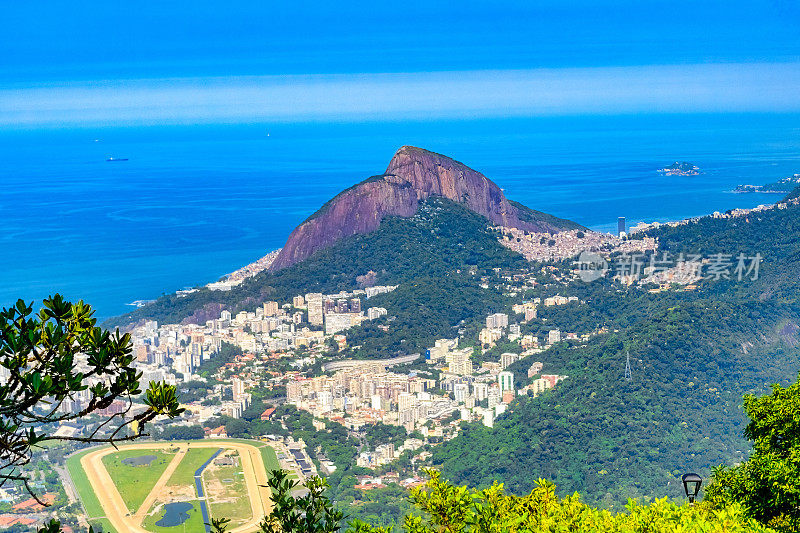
[681,473,702,504]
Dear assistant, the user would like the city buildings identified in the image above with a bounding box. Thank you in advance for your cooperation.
[500,352,520,369]
[486,313,509,329]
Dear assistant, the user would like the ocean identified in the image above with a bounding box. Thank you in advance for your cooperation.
[2,113,799,319]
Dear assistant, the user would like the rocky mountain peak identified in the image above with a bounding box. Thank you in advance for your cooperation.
[268,147,581,271]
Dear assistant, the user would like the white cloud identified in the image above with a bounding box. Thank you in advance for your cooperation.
[2,63,799,126]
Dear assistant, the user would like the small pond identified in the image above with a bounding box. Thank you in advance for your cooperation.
[155,502,194,527]
[122,454,157,467]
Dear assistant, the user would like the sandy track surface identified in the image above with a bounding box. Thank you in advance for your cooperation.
[131,445,187,523]
[80,441,274,533]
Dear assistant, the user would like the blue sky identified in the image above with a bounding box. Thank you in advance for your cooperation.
[2,1,799,125]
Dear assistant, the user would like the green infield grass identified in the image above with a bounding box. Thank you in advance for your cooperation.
[101,448,176,513]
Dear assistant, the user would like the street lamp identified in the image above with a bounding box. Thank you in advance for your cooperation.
[681,473,702,504]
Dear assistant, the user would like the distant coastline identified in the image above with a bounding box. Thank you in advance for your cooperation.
[733,174,800,194]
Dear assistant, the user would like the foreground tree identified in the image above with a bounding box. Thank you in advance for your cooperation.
[211,468,772,533]
[706,374,800,531]
[395,470,772,533]
[0,295,183,501]
[209,470,346,533]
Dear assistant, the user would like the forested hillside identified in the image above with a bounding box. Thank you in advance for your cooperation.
[432,201,800,506]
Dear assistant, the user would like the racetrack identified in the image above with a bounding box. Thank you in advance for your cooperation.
[79,441,273,533]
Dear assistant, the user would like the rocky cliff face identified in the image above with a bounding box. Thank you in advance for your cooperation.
[269,146,581,271]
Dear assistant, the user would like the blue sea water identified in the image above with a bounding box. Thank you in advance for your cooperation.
[2,113,799,319]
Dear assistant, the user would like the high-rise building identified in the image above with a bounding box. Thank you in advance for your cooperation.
[398,392,414,411]
[548,329,562,344]
[153,351,167,367]
[453,383,469,402]
[306,293,324,325]
[486,313,509,329]
[324,313,357,335]
[293,295,305,307]
[473,382,489,401]
[287,381,303,402]
[135,344,149,363]
[618,216,626,237]
[232,377,245,401]
[368,307,388,320]
[350,298,362,314]
[531,378,549,395]
[498,371,514,392]
[371,394,382,411]
[447,348,473,375]
[500,352,520,369]
[318,391,333,412]
[488,386,500,408]
[263,301,279,316]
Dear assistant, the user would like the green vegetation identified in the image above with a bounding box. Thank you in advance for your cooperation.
[706,375,800,531]
[346,484,419,530]
[166,447,220,488]
[362,422,407,449]
[399,470,771,532]
[204,457,251,527]
[65,448,107,520]
[101,448,174,513]
[153,424,205,441]
[197,342,242,378]
[0,296,183,492]
[433,292,799,505]
[259,444,281,473]
[210,468,775,533]
[70,175,800,531]
[258,376,799,533]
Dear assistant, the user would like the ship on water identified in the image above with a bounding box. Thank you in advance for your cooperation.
[106,157,128,162]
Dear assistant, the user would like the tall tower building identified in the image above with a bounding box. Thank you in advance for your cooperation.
[306,293,324,325]
[618,217,626,237]
[498,371,515,392]
[263,301,279,316]
[232,377,245,401]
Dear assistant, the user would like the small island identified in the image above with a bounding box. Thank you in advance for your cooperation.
[734,173,800,194]
[657,161,700,176]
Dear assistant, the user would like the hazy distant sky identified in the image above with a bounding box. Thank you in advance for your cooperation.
[2,1,800,126]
